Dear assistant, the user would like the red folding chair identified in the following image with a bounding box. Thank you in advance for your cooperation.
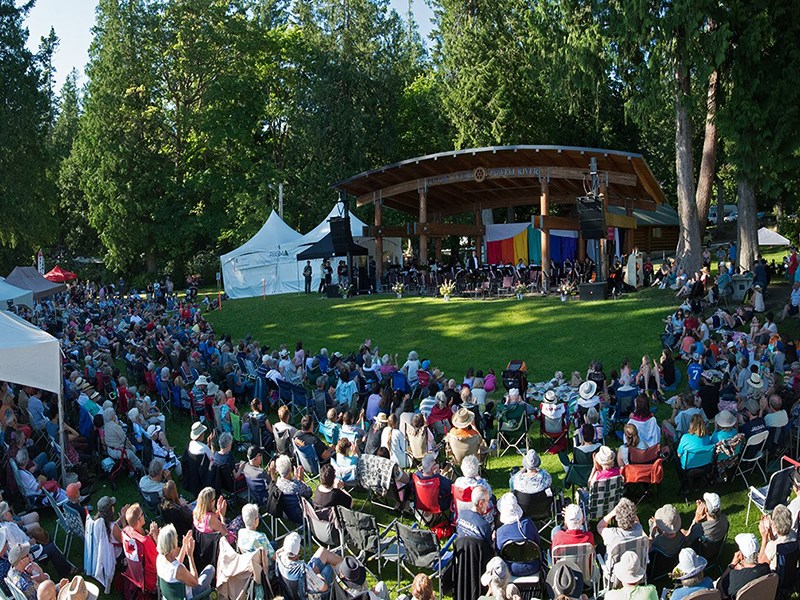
[121,531,156,599]
[412,473,446,526]
[539,412,570,454]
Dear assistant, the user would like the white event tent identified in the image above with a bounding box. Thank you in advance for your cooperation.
[222,204,402,298]
[0,310,67,481]
[757,227,791,246]
[0,277,34,308]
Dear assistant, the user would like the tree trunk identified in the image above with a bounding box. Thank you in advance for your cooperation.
[695,70,718,233]
[737,178,758,271]
[146,252,157,274]
[674,60,702,274]
[715,176,725,237]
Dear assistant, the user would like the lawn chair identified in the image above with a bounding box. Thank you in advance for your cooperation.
[394,522,456,600]
[317,421,339,445]
[158,577,211,600]
[597,535,650,594]
[549,543,598,599]
[497,276,514,298]
[411,472,447,526]
[648,546,680,582]
[180,449,209,498]
[775,539,800,599]
[294,442,320,482]
[678,444,716,497]
[499,540,543,600]
[301,498,341,551]
[514,488,559,535]
[681,590,721,600]
[336,506,399,581]
[746,461,795,524]
[446,432,485,470]
[734,573,778,600]
[140,489,163,524]
[452,535,494,600]
[621,446,665,502]
[690,524,730,575]
[355,453,407,511]
[559,447,595,490]
[274,427,294,457]
[496,403,530,456]
[9,460,45,511]
[578,475,624,522]
[736,430,769,489]
[121,529,156,598]
[539,412,570,454]
[766,424,792,472]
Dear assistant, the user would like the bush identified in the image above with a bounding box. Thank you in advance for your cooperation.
[184,250,218,287]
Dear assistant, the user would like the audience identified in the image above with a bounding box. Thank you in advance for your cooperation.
[509,449,551,494]
[155,525,214,598]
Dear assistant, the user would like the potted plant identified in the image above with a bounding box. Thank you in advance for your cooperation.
[391,282,405,299]
[514,283,527,300]
[439,279,456,301]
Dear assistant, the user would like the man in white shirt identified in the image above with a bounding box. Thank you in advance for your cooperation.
[26,390,47,431]
[187,422,214,460]
[781,281,800,320]
[763,394,789,429]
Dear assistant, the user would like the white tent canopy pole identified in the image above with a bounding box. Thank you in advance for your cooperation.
[0,311,67,484]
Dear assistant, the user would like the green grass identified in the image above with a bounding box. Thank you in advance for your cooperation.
[45,286,788,598]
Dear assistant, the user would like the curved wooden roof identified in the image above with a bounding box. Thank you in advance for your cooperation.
[334,145,666,217]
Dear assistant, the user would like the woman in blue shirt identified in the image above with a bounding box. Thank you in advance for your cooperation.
[677,414,713,470]
[495,493,541,576]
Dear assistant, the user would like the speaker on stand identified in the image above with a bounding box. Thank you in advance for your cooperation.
[577,196,606,240]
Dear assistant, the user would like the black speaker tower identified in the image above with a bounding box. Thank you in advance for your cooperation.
[577,195,606,240]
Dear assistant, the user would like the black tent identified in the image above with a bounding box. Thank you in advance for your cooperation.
[296,232,368,260]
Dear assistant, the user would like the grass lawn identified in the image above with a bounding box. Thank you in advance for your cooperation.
[51,284,792,599]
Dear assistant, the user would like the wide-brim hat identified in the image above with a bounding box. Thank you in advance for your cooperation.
[57,576,99,600]
[8,542,30,566]
[715,410,736,428]
[748,373,764,389]
[546,559,584,600]
[190,421,208,439]
[480,556,509,587]
[543,390,558,403]
[614,551,646,585]
[497,493,523,524]
[146,424,161,438]
[672,548,707,581]
[336,556,366,587]
[596,445,615,466]
[375,413,389,424]
[97,496,116,512]
[654,504,681,535]
[451,407,475,429]
[432,368,445,380]
[195,375,209,386]
[90,391,101,401]
[207,383,220,396]
[579,380,597,400]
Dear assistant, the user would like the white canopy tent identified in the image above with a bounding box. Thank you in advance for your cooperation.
[758,227,791,246]
[0,277,34,308]
[220,210,303,298]
[0,310,67,482]
[222,203,402,298]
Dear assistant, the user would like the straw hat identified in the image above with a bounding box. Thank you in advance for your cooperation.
[715,410,736,428]
[190,422,207,440]
[375,413,389,424]
[614,551,646,585]
[543,390,558,404]
[578,381,597,400]
[672,548,707,581]
[748,373,764,389]
[57,576,99,600]
[654,504,681,535]
[195,375,209,386]
[432,368,445,381]
[596,445,615,467]
[451,407,475,429]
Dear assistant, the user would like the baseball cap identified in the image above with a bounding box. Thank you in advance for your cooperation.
[735,533,758,558]
[283,532,302,556]
[702,492,721,514]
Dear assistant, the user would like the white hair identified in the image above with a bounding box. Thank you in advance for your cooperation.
[15,448,28,465]
[276,455,292,478]
[408,350,418,361]
[156,524,178,556]
[103,407,116,423]
[218,432,233,449]
[461,455,481,479]
[472,485,490,506]
[242,503,260,529]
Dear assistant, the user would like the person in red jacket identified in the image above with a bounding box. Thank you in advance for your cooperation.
[551,503,595,550]
[122,504,160,592]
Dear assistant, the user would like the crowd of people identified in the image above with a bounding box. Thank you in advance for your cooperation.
[0,255,798,600]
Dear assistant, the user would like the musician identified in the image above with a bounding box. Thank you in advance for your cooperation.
[468,250,480,271]
[516,259,527,274]
[368,257,376,292]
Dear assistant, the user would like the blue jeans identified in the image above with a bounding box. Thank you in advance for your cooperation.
[33,452,57,481]
[308,557,334,598]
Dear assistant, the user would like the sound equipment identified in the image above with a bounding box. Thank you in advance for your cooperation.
[325,285,339,299]
[329,217,353,254]
[577,196,606,240]
[579,282,607,301]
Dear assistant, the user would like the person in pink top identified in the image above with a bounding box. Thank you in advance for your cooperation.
[483,369,497,394]
[589,445,621,484]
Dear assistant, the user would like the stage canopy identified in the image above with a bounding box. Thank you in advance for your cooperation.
[44,265,77,283]
[5,266,66,299]
[297,232,368,260]
[758,227,790,246]
[0,278,34,308]
[0,310,61,393]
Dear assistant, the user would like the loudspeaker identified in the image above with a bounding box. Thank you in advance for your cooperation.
[579,282,607,301]
[325,285,339,299]
[329,217,353,254]
[577,196,606,240]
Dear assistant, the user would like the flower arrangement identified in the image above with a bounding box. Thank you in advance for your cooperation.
[391,282,405,296]
[338,284,353,298]
[439,279,456,298]
[514,283,528,297]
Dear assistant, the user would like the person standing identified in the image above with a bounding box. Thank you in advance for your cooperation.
[303,261,313,294]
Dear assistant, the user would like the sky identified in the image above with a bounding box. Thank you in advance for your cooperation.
[23,0,436,92]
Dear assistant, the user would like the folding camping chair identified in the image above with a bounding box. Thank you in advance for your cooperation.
[294,442,320,482]
[578,475,624,522]
[690,523,730,575]
[317,421,339,445]
[549,543,598,599]
[746,458,795,525]
[514,488,559,536]
[736,430,769,489]
[559,446,595,490]
[355,453,407,512]
[540,412,570,454]
[394,522,456,600]
[500,540,543,600]
[597,535,650,595]
[336,506,399,581]
[775,538,800,599]
[301,498,341,551]
[496,403,530,456]
[411,472,447,527]
[648,546,680,582]
[734,573,778,600]
[621,445,665,503]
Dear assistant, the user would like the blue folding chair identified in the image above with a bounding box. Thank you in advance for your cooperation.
[391,372,411,395]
